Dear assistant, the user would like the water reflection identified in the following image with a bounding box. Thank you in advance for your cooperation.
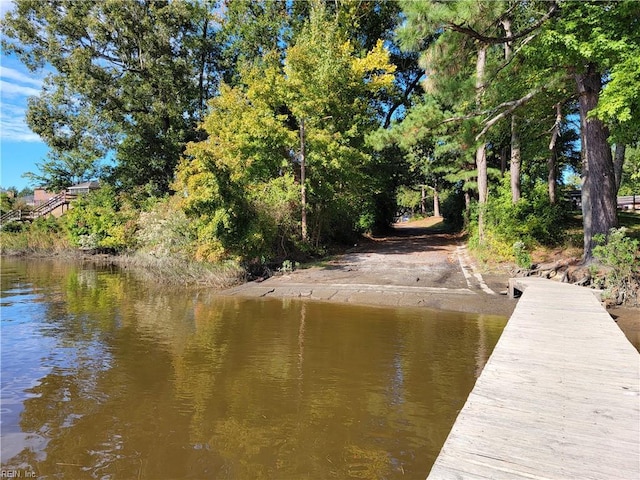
[1,258,505,479]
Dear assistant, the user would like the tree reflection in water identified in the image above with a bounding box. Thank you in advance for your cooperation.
[1,258,505,479]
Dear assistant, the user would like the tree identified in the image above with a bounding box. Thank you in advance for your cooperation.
[540,1,640,261]
[20,81,111,191]
[618,145,640,197]
[175,4,396,260]
[2,0,222,196]
[396,0,558,240]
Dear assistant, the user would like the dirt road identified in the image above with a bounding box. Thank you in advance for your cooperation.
[223,218,517,317]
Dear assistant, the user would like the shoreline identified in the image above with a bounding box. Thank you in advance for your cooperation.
[2,224,637,351]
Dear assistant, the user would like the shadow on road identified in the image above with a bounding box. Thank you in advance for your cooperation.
[353,217,461,256]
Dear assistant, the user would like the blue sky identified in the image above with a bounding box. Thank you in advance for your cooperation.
[0,0,51,191]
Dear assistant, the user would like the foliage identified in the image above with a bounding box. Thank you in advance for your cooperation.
[396,186,422,214]
[0,216,70,254]
[468,175,569,261]
[21,81,114,191]
[2,0,220,195]
[176,5,396,261]
[1,193,14,215]
[63,186,137,252]
[618,145,640,196]
[512,241,532,269]
[135,197,196,259]
[488,176,569,246]
[439,188,466,229]
[593,227,640,306]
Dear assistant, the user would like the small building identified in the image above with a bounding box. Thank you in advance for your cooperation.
[67,181,100,195]
[0,188,15,199]
[34,188,57,205]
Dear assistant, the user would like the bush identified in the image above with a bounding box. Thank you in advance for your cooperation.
[469,176,569,262]
[136,197,195,259]
[593,227,640,306]
[0,216,70,254]
[440,188,466,230]
[513,241,532,269]
[485,176,568,247]
[64,185,138,252]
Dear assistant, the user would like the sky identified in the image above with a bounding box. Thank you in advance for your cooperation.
[0,0,51,191]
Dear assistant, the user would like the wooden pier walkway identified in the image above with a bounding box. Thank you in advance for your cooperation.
[427,277,640,479]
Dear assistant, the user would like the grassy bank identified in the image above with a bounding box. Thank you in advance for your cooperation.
[1,223,244,289]
[1,246,245,289]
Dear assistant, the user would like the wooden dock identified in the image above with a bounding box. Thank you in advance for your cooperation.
[427,277,640,479]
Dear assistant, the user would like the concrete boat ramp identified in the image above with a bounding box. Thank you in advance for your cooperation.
[428,277,640,479]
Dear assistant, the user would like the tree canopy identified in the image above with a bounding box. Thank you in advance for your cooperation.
[2,0,639,262]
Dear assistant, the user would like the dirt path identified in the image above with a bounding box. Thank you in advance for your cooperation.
[223,218,517,317]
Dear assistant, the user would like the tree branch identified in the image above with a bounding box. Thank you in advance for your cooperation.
[548,102,563,151]
[383,71,424,129]
[446,1,558,45]
[475,88,540,140]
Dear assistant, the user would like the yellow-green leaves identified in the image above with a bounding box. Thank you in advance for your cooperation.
[351,39,397,92]
[175,5,397,260]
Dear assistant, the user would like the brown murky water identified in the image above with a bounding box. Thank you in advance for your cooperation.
[1,258,506,479]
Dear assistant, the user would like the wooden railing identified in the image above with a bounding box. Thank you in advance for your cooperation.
[0,192,77,226]
[0,209,24,224]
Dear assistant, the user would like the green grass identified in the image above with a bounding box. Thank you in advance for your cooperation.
[619,211,640,239]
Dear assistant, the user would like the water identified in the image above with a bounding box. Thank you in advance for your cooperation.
[1,258,506,479]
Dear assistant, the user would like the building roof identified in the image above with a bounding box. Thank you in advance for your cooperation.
[68,181,100,190]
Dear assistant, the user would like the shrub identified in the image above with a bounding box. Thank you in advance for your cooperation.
[484,176,568,247]
[593,227,640,306]
[513,241,532,269]
[0,216,70,254]
[469,176,569,262]
[136,197,195,259]
[440,188,466,230]
[64,185,138,252]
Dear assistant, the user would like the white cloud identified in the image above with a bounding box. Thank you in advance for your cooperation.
[0,102,40,142]
[0,79,40,98]
[0,51,47,142]
[0,66,43,88]
[0,0,14,17]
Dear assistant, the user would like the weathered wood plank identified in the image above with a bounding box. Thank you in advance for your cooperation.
[427,277,640,480]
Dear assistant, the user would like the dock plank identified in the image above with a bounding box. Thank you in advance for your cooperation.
[427,277,640,480]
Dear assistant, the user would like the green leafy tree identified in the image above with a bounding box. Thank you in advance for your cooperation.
[536,0,640,260]
[2,0,221,196]
[618,146,640,196]
[20,81,114,190]
[397,0,561,241]
[64,185,137,251]
[1,192,15,215]
[175,5,396,261]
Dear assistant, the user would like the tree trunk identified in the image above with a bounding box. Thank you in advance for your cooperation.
[503,18,521,204]
[299,118,308,242]
[510,115,521,203]
[548,150,557,204]
[197,17,210,118]
[464,191,471,228]
[475,44,488,242]
[433,187,441,218]
[421,184,426,215]
[613,143,626,194]
[547,102,562,204]
[575,65,618,262]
